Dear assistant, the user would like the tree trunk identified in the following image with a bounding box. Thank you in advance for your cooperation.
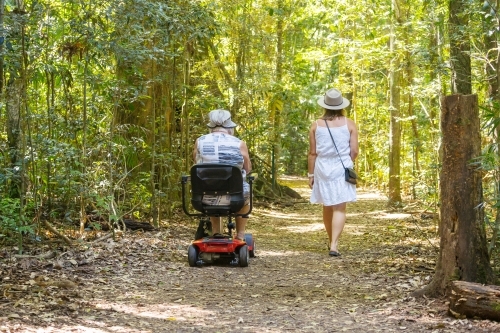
[449,281,500,321]
[6,6,25,198]
[6,74,23,198]
[271,0,284,190]
[0,0,4,93]
[449,0,471,94]
[150,56,158,227]
[80,48,89,235]
[414,94,494,298]
[405,21,420,199]
[388,0,402,205]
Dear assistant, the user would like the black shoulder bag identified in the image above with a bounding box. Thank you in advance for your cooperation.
[324,119,357,185]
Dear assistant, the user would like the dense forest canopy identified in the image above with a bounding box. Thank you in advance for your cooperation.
[1,0,500,255]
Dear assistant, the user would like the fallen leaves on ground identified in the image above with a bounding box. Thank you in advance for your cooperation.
[0,178,499,332]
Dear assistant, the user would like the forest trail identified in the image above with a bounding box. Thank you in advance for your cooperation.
[1,178,500,333]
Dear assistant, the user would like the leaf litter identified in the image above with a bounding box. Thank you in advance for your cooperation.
[0,177,499,332]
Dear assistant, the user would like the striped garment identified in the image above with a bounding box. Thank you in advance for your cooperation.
[195,133,249,204]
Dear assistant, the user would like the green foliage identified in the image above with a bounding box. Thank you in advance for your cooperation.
[0,198,35,247]
[478,103,500,254]
[0,0,498,256]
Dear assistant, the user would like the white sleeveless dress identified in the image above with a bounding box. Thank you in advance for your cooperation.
[310,118,357,206]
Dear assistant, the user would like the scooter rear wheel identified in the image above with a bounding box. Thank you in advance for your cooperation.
[245,233,256,258]
[188,244,199,267]
[238,245,249,267]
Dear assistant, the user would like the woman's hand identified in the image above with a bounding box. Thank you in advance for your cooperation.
[308,176,314,189]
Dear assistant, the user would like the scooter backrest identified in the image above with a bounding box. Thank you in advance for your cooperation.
[190,163,246,214]
[190,163,243,195]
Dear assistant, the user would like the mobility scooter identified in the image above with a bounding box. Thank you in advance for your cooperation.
[181,163,256,267]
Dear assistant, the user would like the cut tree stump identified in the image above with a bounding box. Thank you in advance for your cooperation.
[449,280,500,321]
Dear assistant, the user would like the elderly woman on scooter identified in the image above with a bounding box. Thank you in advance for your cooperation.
[192,109,252,240]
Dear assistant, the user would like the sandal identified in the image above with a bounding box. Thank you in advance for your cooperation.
[329,251,341,257]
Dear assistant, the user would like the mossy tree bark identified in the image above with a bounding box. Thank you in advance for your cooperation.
[414,94,495,297]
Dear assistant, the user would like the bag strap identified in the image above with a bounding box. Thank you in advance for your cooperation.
[324,119,347,170]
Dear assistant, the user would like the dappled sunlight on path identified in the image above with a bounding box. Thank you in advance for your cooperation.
[94,302,215,321]
[279,222,325,233]
[258,210,315,220]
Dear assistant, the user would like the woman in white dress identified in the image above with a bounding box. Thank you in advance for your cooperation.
[308,88,358,256]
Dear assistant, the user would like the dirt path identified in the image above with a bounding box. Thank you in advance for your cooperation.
[1,178,499,332]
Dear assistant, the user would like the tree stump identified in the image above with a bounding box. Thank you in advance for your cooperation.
[449,280,500,321]
[414,94,494,298]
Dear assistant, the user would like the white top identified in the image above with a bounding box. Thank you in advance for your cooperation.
[195,132,250,204]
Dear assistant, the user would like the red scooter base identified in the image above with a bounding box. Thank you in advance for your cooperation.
[188,234,255,267]
[194,237,247,253]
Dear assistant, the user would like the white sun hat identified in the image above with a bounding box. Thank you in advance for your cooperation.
[206,109,237,128]
[317,88,350,110]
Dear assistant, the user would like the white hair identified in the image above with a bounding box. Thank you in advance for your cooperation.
[210,126,234,135]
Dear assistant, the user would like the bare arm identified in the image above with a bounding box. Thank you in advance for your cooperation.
[347,118,359,161]
[308,122,317,188]
[240,141,252,174]
[192,138,199,164]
